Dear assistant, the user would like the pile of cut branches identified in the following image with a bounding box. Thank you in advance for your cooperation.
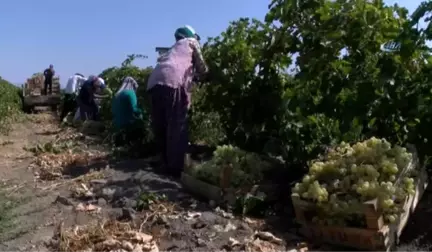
[51,219,158,252]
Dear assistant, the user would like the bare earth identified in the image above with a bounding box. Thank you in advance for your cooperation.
[0,113,295,252]
[0,112,430,252]
[0,114,66,251]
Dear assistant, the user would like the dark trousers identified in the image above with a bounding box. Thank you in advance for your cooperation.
[150,85,188,176]
[60,94,77,121]
[77,98,99,121]
[44,80,52,95]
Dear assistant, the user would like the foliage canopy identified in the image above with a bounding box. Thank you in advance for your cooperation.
[89,0,432,170]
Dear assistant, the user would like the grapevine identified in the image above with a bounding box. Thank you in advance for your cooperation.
[292,137,417,227]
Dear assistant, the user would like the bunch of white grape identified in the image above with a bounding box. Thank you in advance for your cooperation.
[292,137,416,226]
[192,145,270,188]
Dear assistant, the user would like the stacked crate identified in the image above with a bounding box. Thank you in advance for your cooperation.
[24,73,60,96]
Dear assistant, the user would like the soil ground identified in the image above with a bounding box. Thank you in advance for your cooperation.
[0,112,430,252]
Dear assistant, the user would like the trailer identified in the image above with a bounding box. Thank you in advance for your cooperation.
[22,73,61,113]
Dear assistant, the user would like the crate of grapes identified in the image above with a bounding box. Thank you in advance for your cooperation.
[181,163,259,204]
[181,145,274,205]
[291,138,428,251]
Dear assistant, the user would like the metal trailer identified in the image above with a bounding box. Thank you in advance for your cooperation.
[22,74,61,113]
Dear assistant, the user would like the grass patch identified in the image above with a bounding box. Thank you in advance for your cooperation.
[0,187,19,241]
[0,113,23,135]
[0,184,32,243]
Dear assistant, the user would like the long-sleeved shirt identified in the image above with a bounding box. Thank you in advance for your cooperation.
[112,89,142,130]
[65,75,87,94]
[77,77,106,105]
[43,68,55,83]
[78,79,97,106]
[147,38,208,92]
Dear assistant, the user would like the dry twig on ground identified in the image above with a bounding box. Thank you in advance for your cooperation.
[53,219,159,252]
[32,151,107,181]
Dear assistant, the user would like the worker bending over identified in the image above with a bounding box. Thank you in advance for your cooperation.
[76,76,107,121]
[60,73,86,121]
[112,77,144,145]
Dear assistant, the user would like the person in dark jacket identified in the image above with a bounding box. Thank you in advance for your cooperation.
[43,64,55,95]
[76,76,106,121]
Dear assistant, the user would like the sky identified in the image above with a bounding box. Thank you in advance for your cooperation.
[0,0,425,87]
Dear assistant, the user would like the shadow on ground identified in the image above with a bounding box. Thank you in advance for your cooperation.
[35,130,62,136]
[63,157,109,178]
[76,157,261,251]
[94,158,186,207]
[84,142,217,206]
[93,151,306,251]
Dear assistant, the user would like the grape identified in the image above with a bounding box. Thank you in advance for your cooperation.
[292,137,416,227]
[381,199,394,209]
[193,144,272,189]
[386,215,396,223]
[292,183,301,193]
[350,164,358,173]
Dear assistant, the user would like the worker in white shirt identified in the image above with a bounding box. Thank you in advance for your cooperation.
[60,73,87,121]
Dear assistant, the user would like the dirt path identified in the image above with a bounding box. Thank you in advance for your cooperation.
[1,113,431,252]
[0,113,68,251]
[0,113,298,252]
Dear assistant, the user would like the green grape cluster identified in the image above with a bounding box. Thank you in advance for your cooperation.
[292,137,416,227]
[190,145,271,188]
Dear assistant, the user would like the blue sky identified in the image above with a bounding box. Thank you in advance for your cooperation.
[0,0,424,87]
